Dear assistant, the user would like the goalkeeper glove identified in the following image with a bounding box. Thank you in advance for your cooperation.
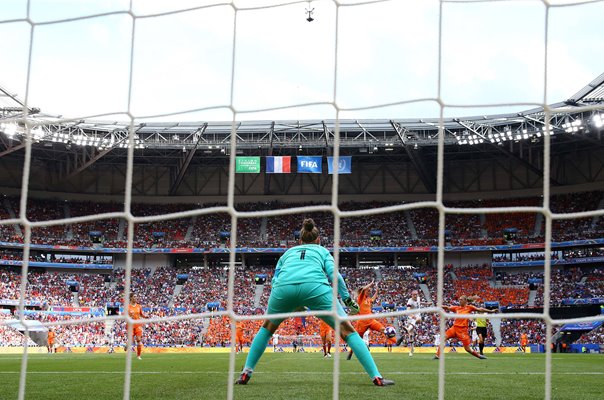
[343,297,359,315]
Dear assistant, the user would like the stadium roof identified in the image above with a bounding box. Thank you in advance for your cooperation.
[0,74,603,196]
[0,73,603,152]
[568,72,604,104]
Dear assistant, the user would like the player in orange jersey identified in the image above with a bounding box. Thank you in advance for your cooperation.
[347,280,387,360]
[235,320,245,354]
[520,331,528,353]
[434,295,496,360]
[127,293,147,360]
[47,328,56,354]
[319,319,334,358]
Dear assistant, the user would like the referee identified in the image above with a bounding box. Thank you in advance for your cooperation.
[475,317,488,355]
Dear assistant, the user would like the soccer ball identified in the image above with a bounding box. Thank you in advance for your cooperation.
[384,326,396,338]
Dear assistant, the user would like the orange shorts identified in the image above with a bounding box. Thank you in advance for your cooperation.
[47,340,54,346]
[521,340,528,346]
[133,326,143,339]
[387,337,396,345]
[446,326,471,347]
[355,319,385,337]
[236,331,244,344]
[320,327,333,341]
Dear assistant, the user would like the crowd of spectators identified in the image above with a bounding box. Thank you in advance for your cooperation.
[1,260,602,348]
[453,264,553,306]
[111,309,206,347]
[495,271,542,286]
[0,313,37,346]
[68,201,122,244]
[36,313,107,347]
[533,267,604,306]
[0,250,111,265]
[482,197,540,242]
[0,269,21,300]
[550,191,603,242]
[493,252,560,262]
[443,201,485,240]
[1,193,603,350]
[0,202,19,243]
[577,326,604,345]
[0,192,603,248]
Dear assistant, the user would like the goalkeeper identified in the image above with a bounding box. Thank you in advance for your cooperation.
[236,218,394,387]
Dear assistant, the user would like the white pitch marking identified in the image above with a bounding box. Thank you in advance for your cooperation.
[0,371,601,375]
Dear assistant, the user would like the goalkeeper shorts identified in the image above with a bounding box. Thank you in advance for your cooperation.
[266,282,347,328]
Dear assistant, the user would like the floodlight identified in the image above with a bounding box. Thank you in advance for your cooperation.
[4,123,17,137]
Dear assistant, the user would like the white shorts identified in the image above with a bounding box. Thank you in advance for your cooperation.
[406,315,420,330]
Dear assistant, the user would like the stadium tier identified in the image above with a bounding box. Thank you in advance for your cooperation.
[1,193,603,249]
[1,261,602,348]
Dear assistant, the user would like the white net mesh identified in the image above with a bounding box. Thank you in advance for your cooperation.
[0,1,603,400]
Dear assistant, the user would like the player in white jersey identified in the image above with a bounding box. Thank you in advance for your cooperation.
[363,330,371,348]
[396,290,421,356]
[470,321,479,352]
[272,333,279,352]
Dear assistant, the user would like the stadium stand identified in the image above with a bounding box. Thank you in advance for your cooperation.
[0,192,602,248]
[1,192,603,350]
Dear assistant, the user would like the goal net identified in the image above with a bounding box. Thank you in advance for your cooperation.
[1,1,603,400]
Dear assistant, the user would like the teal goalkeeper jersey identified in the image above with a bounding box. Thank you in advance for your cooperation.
[272,244,350,300]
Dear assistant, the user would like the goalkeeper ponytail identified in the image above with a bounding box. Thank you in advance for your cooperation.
[300,218,319,243]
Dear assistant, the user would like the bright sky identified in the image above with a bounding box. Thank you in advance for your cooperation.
[0,0,602,122]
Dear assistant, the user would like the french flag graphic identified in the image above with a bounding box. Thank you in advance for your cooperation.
[266,156,291,173]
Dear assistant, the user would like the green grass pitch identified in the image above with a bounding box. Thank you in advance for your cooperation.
[0,352,602,399]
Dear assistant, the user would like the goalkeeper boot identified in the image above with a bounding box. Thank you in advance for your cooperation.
[373,377,395,386]
[478,355,487,360]
[236,369,252,385]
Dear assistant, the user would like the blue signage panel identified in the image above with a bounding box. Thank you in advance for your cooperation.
[297,156,322,173]
[327,156,352,174]
[561,321,602,331]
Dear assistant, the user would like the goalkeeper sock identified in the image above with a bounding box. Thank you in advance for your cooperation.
[243,327,272,371]
[345,332,381,379]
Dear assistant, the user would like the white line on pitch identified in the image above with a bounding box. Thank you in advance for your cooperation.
[0,371,601,375]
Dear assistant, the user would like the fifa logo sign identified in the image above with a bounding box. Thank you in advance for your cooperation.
[297,156,324,173]
[301,160,318,168]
